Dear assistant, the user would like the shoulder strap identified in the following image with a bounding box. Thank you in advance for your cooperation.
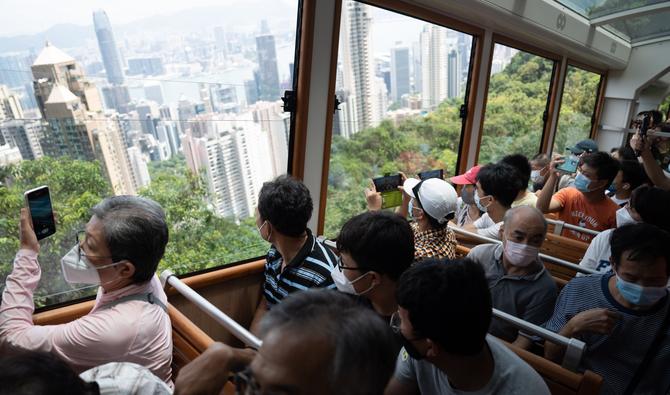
[623,297,670,395]
[98,292,167,313]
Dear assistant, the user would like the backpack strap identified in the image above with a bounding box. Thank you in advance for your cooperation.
[98,292,167,313]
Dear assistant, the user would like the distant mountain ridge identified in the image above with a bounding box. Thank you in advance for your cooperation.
[0,3,296,54]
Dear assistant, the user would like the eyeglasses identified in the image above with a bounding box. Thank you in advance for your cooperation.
[76,230,119,262]
[336,255,363,272]
[234,367,288,395]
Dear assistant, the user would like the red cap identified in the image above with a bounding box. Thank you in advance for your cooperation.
[450,165,481,185]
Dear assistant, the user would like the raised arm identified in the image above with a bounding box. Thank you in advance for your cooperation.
[631,133,670,190]
[536,158,564,213]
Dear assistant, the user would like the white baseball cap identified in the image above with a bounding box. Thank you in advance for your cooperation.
[403,178,458,224]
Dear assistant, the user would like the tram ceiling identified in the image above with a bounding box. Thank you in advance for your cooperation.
[555,0,670,44]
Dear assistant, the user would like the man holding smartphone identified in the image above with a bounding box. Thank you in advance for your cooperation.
[0,196,173,384]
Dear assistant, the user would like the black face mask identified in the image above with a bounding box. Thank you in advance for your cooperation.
[395,332,424,360]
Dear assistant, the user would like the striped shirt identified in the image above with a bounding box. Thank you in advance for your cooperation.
[544,273,670,395]
[263,229,337,305]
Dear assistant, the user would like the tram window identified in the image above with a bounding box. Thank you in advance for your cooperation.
[479,43,555,164]
[0,1,299,309]
[323,0,474,237]
[552,65,602,155]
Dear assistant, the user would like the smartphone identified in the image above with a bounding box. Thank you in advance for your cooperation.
[556,151,579,174]
[24,186,56,240]
[373,174,402,209]
[418,169,444,181]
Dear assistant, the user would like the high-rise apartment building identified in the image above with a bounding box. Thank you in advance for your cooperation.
[390,46,410,103]
[249,101,289,177]
[0,85,24,120]
[255,34,281,101]
[93,10,125,85]
[420,24,447,110]
[31,42,103,119]
[91,113,140,195]
[182,115,272,219]
[0,119,43,160]
[447,48,460,99]
[340,0,377,133]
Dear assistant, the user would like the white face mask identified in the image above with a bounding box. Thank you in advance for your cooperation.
[616,206,639,228]
[60,245,122,285]
[503,240,540,267]
[330,264,373,296]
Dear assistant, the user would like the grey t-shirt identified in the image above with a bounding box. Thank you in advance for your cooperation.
[394,335,550,394]
[467,244,558,341]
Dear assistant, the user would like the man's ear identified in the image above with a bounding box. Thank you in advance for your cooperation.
[425,338,442,358]
[117,260,136,280]
[368,271,383,287]
[498,224,504,240]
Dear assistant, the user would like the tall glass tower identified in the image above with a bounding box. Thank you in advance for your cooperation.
[93,10,125,85]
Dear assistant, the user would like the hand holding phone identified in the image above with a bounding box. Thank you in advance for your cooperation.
[418,169,444,181]
[24,186,56,241]
[372,174,402,209]
[556,151,579,174]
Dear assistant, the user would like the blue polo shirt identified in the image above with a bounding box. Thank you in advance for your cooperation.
[263,229,337,305]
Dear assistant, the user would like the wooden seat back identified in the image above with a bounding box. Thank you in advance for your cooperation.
[502,340,603,395]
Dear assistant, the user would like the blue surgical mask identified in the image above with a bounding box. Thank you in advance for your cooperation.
[615,276,667,306]
[460,187,475,205]
[574,173,593,193]
[474,192,489,213]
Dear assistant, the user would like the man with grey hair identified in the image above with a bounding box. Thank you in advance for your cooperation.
[0,196,173,383]
[466,206,557,347]
[174,289,398,395]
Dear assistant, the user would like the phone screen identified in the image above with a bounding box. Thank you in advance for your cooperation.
[556,154,579,174]
[373,175,402,209]
[25,186,56,240]
[418,169,444,181]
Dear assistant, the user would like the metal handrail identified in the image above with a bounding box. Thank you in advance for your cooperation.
[545,218,600,236]
[450,227,598,275]
[160,270,262,349]
[493,308,585,371]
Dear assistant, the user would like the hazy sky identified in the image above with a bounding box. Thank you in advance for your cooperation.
[0,0,296,36]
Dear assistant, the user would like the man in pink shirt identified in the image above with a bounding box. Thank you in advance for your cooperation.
[0,196,173,384]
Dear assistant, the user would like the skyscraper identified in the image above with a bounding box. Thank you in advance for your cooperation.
[390,46,410,103]
[0,119,43,160]
[340,0,377,133]
[255,34,281,101]
[250,101,289,177]
[420,24,447,110]
[447,48,460,99]
[182,115,272,219]
[93,10,125,85]
[91,113,140,195]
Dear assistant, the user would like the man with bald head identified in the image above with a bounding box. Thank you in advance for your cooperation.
[466,206,557,346]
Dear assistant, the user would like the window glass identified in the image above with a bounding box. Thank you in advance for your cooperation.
[0,1,299,307]
[479,43,556,164]
[552,65,602,155]
[324,0,474,237]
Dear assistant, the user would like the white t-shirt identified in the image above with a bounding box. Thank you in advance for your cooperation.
[578,228,614,275]
[394,335,550,394]
[474,213,502,240]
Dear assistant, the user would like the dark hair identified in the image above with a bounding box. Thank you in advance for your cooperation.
[619,160,649,191]
[637,110,664,127]
[336,211,414,280]
[0,352,100,395]
[613,145,637,161]
[531,153,550,168]
[501,154,531,188]
[91,196,168,283]
[580,152,620,185]
[476,162,523,207]
[396,259,492,355]
[630,185,670,232]
[610,223,670,275]
[259,289,397,395]
[257,175,312,237]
